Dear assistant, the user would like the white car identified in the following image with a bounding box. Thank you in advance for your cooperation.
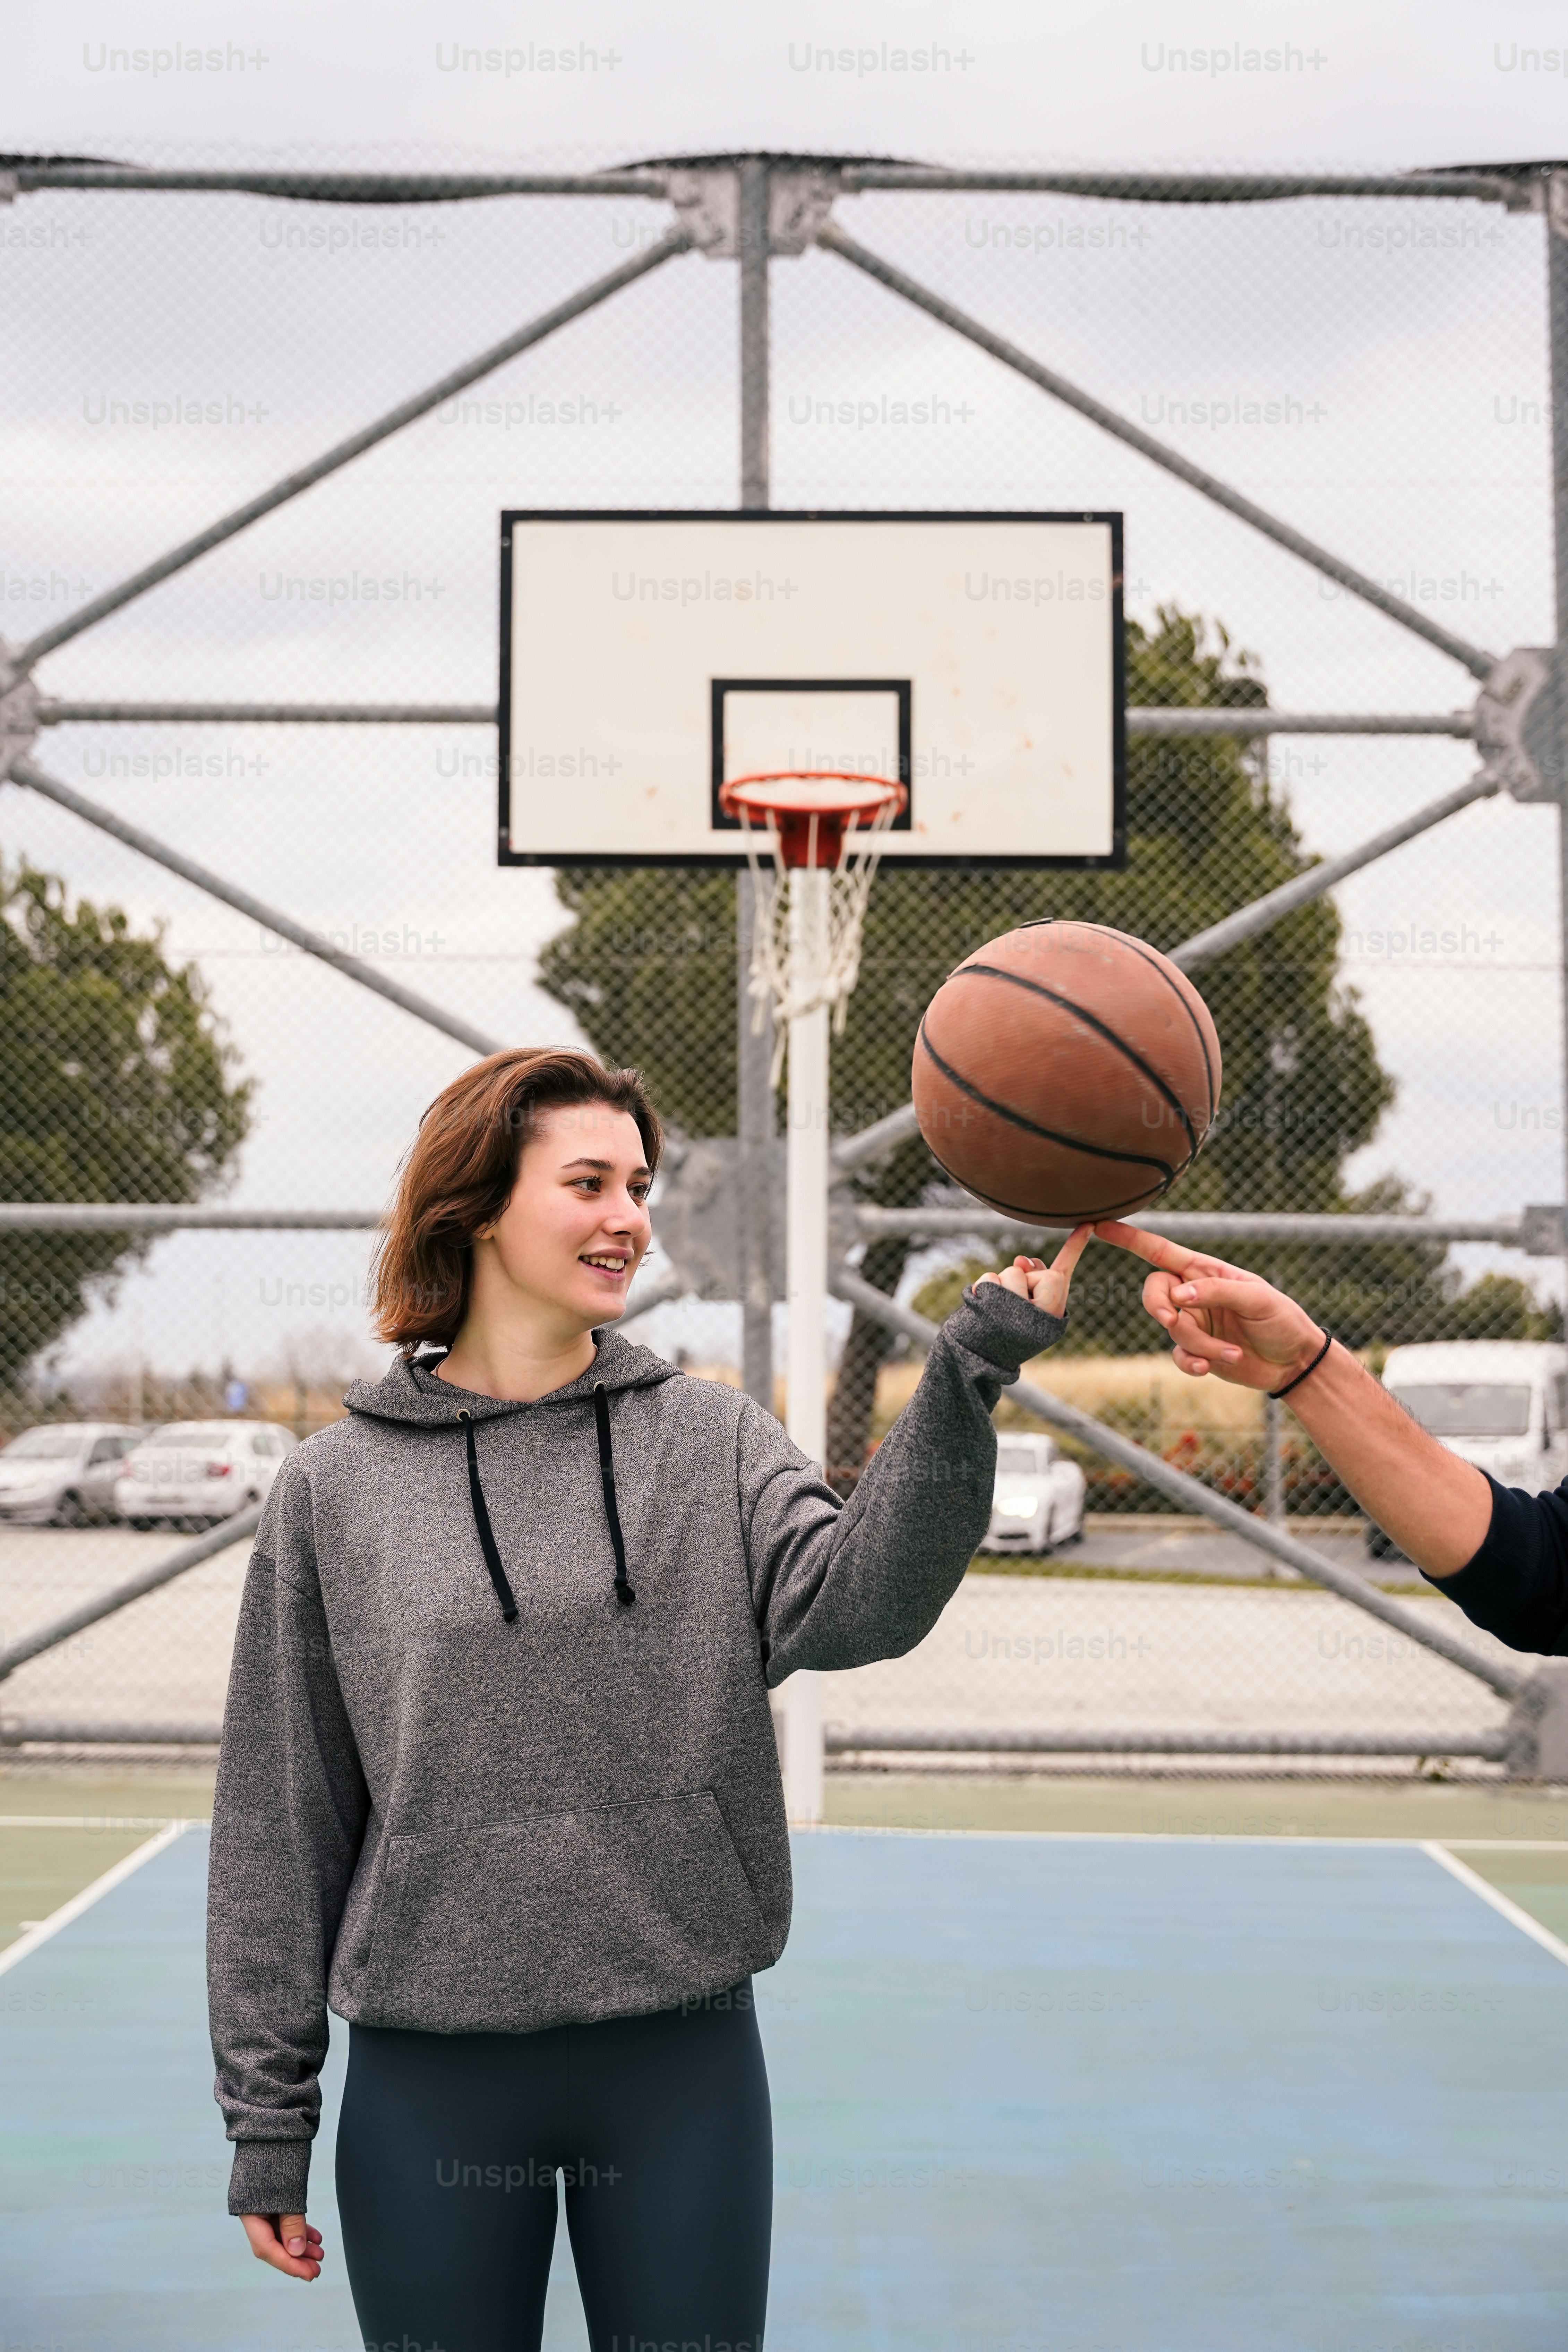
[0,1422,143,1525]
[980,1432,1087,1556]
[114,1420,298,1531]
[1367,1339,1568,1556]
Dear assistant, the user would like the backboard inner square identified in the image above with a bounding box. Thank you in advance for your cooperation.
[721,690,903,787]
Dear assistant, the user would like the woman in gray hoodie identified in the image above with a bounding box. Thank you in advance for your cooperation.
[207,1045,1087,2352]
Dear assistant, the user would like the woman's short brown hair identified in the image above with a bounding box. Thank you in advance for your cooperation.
[369,1047,663,1356]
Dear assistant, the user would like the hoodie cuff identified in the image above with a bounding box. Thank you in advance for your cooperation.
[945,1281,1067,1380]
[227,2136,313,2218]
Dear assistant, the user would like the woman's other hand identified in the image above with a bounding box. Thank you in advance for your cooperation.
[1093,1221,1323,1390]
[974,1224,1094,1321]
[240,2211,323,2280]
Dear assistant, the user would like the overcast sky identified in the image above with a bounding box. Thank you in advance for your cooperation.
[10,0,1568,175]
[5,0,1567,1388]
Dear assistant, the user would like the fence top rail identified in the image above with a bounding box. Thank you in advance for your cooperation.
[5,163,671,201]
[1127,709,1476,737]
[37,700,499,726]
[840,166,1534,204]
[6,158,1539,208]
[0,1204,385,1231]
[852,1206,1554,1250]
[36,700,1473,737]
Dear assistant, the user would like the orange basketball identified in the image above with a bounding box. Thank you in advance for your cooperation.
[911,920,1222,1221]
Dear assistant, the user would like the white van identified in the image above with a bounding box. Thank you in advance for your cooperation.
[1368,1339,1568,1555]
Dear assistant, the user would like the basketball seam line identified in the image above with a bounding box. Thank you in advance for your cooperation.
[1088,927,1217,1128]
[918,1131,1174,1224]
[914,1024,1178,1182]
[947,961,1199,1168]
[1017,920,1216,1128]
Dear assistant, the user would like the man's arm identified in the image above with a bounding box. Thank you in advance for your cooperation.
[1092,1221,1490,1576]
[1264,1341,1492,1577]
[1094,1222,1568,1653]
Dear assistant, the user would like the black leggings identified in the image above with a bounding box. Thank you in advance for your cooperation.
[336,1985,772,2352]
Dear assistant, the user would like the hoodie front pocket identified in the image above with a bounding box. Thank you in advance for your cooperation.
[363,1788,769,2030]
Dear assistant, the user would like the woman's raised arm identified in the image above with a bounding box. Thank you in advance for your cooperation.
[738,1236,1092,1678]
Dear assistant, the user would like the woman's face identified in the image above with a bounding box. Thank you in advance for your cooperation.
[476,1100,654,1331]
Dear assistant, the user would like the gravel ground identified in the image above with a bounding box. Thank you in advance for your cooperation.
[0,1525,251,1735]
[822,1575,1524,1754]
[0,1522,1531,1761]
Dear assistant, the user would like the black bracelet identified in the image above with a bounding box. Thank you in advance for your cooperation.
[1268,1329,1333,1403]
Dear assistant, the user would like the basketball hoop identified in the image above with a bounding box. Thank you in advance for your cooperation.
[720,769,907,1087]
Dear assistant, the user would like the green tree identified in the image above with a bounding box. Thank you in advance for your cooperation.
[1,861,252,1391]
[539,870,738,1137]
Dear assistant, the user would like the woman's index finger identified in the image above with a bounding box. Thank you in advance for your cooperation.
[1052,1221,1095,1277]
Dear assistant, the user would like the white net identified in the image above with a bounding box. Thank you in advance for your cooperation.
[732,776,904,1085]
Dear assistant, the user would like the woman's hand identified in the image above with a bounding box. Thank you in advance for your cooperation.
[240,2212,323,2281]
[1093,1221,1324,1391]
[974,1224,1094,1320]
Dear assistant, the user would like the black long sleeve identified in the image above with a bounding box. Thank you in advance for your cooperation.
[1421,1474,1568,1655]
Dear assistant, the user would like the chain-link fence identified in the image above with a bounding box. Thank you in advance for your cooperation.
[2,148,1565,1778]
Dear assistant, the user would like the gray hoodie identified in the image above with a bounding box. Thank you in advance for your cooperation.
[207,1281,1064,2215]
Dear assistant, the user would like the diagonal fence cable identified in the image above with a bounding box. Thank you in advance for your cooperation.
[15,227,690,668]
[816,222,1498,681]
[8,758,504,1058]
[831,770,1502,1175]
[0,1504,264,1686]
[829,1264,1526,1702]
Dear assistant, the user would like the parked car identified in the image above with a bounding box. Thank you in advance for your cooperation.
[114,1419,298,1531]
[1365,1339,1568,1557]
[0,1423,144,1525]
[979,1432,1087,1556]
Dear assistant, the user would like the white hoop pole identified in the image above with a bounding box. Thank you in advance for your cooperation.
[781,866,828,1823]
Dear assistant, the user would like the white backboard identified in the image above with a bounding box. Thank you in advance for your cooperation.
[499,511,1124,868]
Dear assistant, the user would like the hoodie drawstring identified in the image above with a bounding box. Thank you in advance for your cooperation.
[456,1390,635,1620]
[457,1410,519,1625]
[594,1382,636,1606]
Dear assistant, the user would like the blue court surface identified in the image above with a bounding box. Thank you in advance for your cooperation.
[3,1824,1567,2351]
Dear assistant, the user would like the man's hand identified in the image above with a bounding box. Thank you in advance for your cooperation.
[1093,1221,1323,1392]
[974,1224,1094,1320]
[1092,1220,1492,1575]
[240,2212,323,2281]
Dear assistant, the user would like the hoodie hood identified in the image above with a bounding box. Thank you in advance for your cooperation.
[343,1325,682,1426]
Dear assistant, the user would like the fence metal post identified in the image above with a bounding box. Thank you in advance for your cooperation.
[739,157,770,511]
[1264,1243,1285,1548]
[739,158,822,1822]
[737,157,776,1417]
[736,876,775,1411]
[1549,177,1568,1341]
[1526,186,1568,1783]
[1264,1393,1286,1531]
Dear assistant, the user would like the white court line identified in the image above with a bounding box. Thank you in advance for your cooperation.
[1436,1838,1568,1852]
[0,1814,198,1830]
[1421,1839,1568,1972]
[797,1824,1534,1847]
[0,1819,194,1977]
